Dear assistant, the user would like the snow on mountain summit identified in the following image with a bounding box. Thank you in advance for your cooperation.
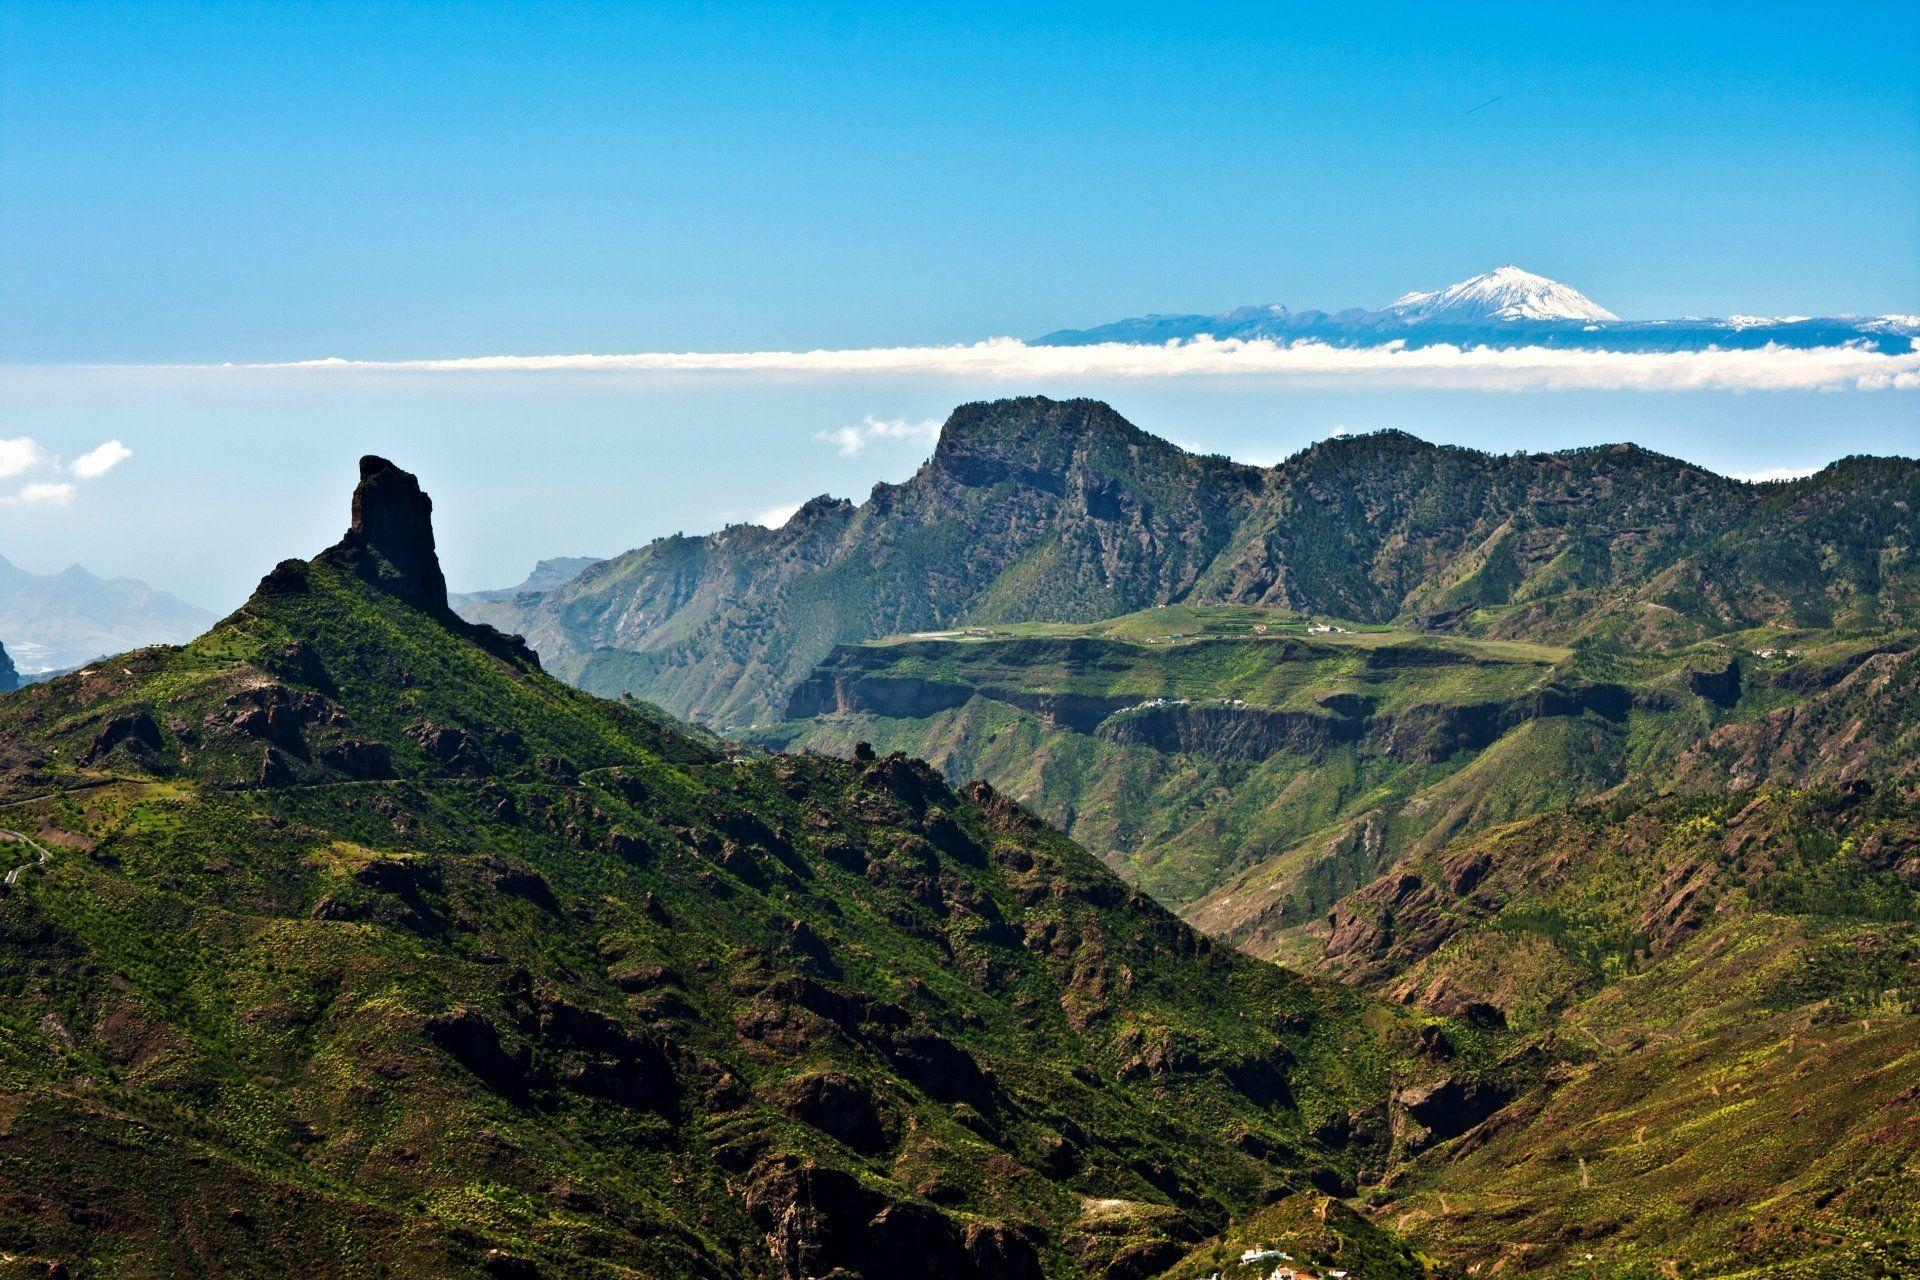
[1384,266,1620,324]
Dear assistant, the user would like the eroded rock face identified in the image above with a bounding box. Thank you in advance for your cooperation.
[339,456,450,612]
[1394,1074,1511,1151]
[0,640,18,693]
[1687,657,1742,709]
[1318,871,1463,986]
[83,710,165,764]
[1639,861,1717,955]
[765,1070,889,1153]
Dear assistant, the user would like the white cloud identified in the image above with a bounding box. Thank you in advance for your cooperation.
[814,415,944,457]
[0,436,134,505]
[1729,465,1823,483]
[5,482,76,506]
[0,437,46,481]
[212,336,1920,393]
[750,500,804,528]
[70,439,132,480]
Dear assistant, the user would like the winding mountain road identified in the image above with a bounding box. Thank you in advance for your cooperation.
[1,829,53,887]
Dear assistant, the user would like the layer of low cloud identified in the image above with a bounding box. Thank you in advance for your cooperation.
[815,415,944,456]
[227,337,1920,393]
[0,437,133,505]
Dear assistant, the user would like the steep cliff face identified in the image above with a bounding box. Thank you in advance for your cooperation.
[503,399,1265,725]
[0,638,18,692]
[471,397,1920,730]
[325,454,452,613]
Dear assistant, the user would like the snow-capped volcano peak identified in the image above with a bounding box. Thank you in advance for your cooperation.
[1384,265,1619,324]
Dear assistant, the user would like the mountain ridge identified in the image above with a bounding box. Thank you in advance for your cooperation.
[0,552,214,674]
[462,397,1920,729]
[5,449,1916,1278]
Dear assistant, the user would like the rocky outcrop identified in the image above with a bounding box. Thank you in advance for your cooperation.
[1318,871,1466,988]
[764,1070,890,1153]
[425,990,676,1110]
[1099,703,1359,760]
[1687,656,1742,708]
[785,671,975,721]
[1394,1074,1512,1152]
[331,455,450,612]
[1638,860,1717,955]
[207,679,394,782]
[1362,682,1639,765]
[0,639,17,693]
[82,710,166,764]
[296,455,541,668]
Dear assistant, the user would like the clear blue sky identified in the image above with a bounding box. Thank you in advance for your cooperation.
[0,2,1916,610]
[5,0,1916,361]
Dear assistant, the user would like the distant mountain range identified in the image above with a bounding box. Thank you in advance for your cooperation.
[449,555,602,609]
[467,396,1920,728]
[0,554,214,674]
[436,397,1920,1274]
[1036,265,1920,354]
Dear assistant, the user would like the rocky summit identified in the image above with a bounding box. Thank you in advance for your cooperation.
[333,454,455,613]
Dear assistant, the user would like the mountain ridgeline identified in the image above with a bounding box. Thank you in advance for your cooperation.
[453,399,1920,1275]
[0,553,213,676]
[465,397,1920,728]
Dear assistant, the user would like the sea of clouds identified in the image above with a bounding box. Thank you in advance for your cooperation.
[233,336,1920,394]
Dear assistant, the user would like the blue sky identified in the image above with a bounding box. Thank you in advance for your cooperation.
[1,1,1916,607]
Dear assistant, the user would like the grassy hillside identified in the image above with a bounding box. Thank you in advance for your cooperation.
[0,460,1461,1280]
[1327,790,1920,1276]
[763,609,1683,918]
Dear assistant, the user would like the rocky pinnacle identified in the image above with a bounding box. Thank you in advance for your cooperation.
[338,455,450,613]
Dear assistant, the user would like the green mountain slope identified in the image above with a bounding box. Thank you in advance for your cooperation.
[759,617,1920,1274]
[0,459,1463,1280]
[756,607,1919,952]
[1316,789,1920,1276]
[465,398,1920,731]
